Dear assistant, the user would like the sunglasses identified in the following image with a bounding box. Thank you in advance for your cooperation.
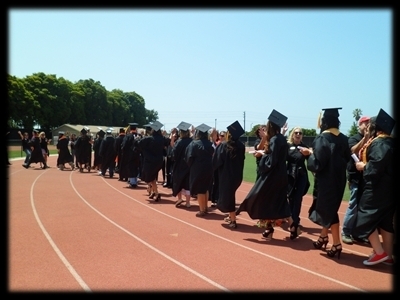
[294,132,303,135]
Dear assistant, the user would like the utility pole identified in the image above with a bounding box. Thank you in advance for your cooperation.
[243,111,246,136]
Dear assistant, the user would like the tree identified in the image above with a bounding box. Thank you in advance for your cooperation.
[348,108,363,136]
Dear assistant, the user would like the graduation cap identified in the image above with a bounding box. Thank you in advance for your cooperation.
[129,122,138,130]
[322,107,342,118]
[177,121,192,131]
[375,108,395,134]
[195,123,212,133]
[268,109,287,128]
[149,121,163,131]
[98,130,105,137]
[80,128,87,134]
[106,128,113,134]
[227,120,244,139]
[58,131,65,135]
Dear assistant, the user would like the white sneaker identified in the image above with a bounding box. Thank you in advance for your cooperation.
[186,203,191,208]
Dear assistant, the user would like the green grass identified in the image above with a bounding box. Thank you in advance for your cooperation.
[8,150,350,201]
[243,153,350,201]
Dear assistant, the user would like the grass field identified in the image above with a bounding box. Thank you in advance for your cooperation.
[7,146,350,201]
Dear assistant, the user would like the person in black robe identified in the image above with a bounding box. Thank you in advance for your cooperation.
[56,131,74,170]
[92,130,105,172]
[119,123,142,188]
[135,121,170,201]
[23,130,47,169]
[213,121,245,229]
[184,123,214,217]
[352,109,395,266]
[99,128,117,178]
[286,126,311,239]
[307,107,351,259]
[236,110,292,240]
[171,122,193,208]
[114,127,126,180]
[74,127,93,172]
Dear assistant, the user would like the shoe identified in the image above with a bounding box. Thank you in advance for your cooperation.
[163,182,168,187]
[154,194,161,202]
[383,258,394,266]
[186,203,191,208]
[224,216,232,223]
[363,252,389,266]
[118,178,124,181]
[175,199,184,207]
[256,219,268,228]
[196,211,207,217]
[149,192,156,199]
[128,183,137,188]
[341,234,353,245]
[22,164,29,169]
[313,236,329,250]
[228,220,237,229]
[289,223,299,240]
[211,202,217,207]
[262,227,274,241]
[353,237,370,244]
[327,244,342,259]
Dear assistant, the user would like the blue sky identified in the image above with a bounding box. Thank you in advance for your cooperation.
[8,8,393,134]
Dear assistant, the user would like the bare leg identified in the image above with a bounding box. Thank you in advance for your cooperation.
[380,228,394,258]
[330,223,341,245]
[368,229,385,254]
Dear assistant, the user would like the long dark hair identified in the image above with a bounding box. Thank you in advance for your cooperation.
[320,115,341,131]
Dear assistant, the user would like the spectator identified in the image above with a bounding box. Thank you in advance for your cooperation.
[18,130,31,166]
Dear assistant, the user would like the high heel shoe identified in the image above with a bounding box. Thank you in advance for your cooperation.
[262,226,274,241]
[313,236,329,249]
[154,194,161,202]
[289,223,299,240]
[327,243,342,259]
[149,192,156,199]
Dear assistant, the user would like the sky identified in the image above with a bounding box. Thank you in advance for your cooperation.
[8,8,394,134]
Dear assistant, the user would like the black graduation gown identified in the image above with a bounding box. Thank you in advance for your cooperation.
[99,135,117,172]
[236,133,290,220]
[119,132,141,179]
[352,136,395,239]
[75,135,92,166]
[56,136,73,165]
[213,139,245,213]
[286,141,310,199]
[184,137,214,195]
[136,134,169,183]
[28,136,46,164]
[114,133,125,171]
[171,137,192,197]
[307,131,351,228]
[92,137,103,168]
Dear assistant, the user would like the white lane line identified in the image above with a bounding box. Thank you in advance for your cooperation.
[29,172,91,292]
[96,178,366,292]
[69,173,231,292]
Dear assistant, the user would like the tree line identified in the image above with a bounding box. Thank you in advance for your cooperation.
[7,72,159,131]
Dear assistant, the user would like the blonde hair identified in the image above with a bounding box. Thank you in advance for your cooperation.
[39,131,46,137]
[287,126,303,144]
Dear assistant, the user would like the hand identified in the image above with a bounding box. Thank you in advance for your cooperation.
[299,147,312,156]
[355,161,365,171]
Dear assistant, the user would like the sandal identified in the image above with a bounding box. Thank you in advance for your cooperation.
[196,211,207,217]
[228,220,237,229]
[175,199,184,207]
[224,216,232,223]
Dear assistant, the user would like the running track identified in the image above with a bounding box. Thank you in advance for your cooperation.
[8,155,394,292]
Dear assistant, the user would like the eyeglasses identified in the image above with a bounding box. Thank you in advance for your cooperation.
[294,132,303,135]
